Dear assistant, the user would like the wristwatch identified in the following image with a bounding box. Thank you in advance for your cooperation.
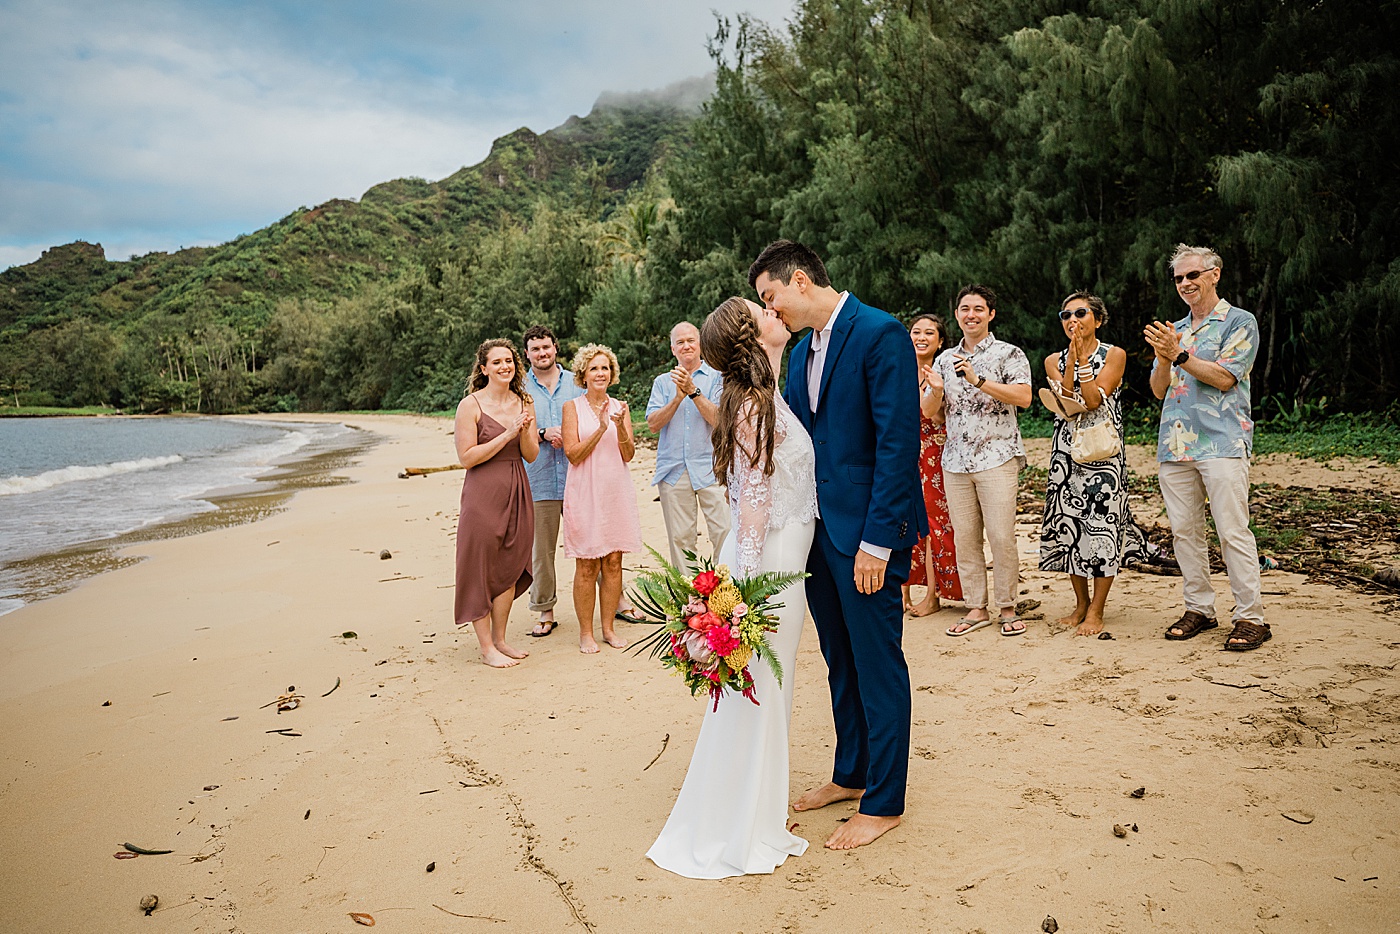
[1173,350,1190,366]
[975,375,987,388]
[687,389,701,399]
[538,427,547,441]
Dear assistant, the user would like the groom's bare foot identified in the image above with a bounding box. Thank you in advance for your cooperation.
[825,813,901,850]
[793,782,863,812]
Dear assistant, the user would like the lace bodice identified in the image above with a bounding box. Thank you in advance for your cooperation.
[729,395,818,575]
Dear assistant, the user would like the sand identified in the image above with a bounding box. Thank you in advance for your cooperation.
[1,413,1397,933]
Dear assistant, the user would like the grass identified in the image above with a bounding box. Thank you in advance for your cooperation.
[0,404,125,417]
[1019,406,1400,463]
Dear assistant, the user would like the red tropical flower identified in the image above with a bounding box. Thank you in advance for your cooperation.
[692,570,720,595]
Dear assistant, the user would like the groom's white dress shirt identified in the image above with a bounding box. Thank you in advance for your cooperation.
[805,291,891,563]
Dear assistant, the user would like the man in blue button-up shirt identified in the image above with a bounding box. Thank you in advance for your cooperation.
[645,321,729,570]
[522,325,582,635]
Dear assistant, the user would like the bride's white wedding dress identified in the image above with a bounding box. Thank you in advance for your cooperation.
[647,395,817,879]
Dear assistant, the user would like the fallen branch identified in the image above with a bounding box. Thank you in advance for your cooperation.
[434,905,506,922]
[1195,676,1260,690]
[399,465,464,478]
[643,734,670,771]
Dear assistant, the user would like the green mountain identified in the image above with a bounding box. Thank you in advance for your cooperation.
[0,94,699,412]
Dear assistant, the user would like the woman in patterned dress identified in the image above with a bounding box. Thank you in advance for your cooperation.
[1038,292,1147,636]
[904,314,963,617]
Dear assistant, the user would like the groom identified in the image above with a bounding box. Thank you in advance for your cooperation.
[750,240,925,849]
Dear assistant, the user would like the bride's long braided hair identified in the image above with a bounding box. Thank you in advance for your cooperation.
[700,297,777,486]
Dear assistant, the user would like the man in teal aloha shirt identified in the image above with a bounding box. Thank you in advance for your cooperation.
[1144,244,1269,651]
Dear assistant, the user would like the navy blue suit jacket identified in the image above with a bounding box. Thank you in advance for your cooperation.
[784,295,927,556]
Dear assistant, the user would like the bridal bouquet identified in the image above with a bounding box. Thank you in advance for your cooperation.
[628,547,806,710]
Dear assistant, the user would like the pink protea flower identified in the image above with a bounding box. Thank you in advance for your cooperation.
[681,630,715,666]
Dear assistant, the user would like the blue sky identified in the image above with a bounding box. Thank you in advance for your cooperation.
[0,0,794,270]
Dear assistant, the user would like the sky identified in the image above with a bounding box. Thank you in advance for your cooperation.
[0,0,795,271]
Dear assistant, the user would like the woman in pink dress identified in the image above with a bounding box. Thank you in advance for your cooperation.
[904,314,963,616]
[561,344,643,654]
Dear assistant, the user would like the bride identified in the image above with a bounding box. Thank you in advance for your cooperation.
[646,295,817,879]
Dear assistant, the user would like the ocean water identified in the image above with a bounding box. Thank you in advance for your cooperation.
[0,416,363,616]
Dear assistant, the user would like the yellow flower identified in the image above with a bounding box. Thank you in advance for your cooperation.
[707,582,742,621]
[725,644,752,671]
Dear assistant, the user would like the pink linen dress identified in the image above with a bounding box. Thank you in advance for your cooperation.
[562,396,643,558]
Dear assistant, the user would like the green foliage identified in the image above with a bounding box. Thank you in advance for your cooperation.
[3,1,1397,423]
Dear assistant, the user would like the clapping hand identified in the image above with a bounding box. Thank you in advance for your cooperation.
[920,363,942,394]
[610,400,630,430]
[1068,320,1091,363]
[510,409,535,437]
[1143,321,1181,362]
[670,366,696,397]
[543,425,563,448]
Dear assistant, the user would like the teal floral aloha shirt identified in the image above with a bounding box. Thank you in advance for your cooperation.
[1154,299,1259,463]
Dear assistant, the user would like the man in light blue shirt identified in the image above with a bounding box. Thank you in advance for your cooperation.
[522,325,582,636]
[645,321,729,570]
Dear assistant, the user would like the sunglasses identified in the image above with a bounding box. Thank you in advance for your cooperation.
[1172,269,1212,284]
[1058,308,1090,321]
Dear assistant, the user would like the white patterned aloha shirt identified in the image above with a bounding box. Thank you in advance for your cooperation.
[1153,299,1259,462]
[935,333,1032,474]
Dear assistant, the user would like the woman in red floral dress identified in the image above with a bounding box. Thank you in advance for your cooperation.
[904,314,963,615]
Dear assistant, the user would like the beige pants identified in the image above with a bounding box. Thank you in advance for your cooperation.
[943,460,1021,611]
[1158,457,1264,624]
[657,470,731,571]
[529,500,563,614]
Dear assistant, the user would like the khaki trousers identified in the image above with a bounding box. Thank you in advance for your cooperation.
[657,470,731,571]
[943,460,1021,611]
[1158,457,1264,624]
[529,500,563,614]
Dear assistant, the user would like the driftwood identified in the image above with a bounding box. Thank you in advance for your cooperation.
[399,464,464,478]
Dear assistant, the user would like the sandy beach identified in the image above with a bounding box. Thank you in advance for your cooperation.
[2,412,1397,932]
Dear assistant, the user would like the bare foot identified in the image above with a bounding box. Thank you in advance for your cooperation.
[579,634,600,654]
[1057,608,1088,628]
[1075,611,1104,636]
[908,598,938,618]
[496,641,529,659]
[793,782,864,812]
[480,648,521,668]
[601,631,629,649]
[825,813,901,850]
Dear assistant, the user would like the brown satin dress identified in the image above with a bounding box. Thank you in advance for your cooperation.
[454,411,534,624]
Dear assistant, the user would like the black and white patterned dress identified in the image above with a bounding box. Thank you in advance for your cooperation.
[1038,343,1147,577]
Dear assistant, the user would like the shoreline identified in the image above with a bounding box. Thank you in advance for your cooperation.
[0,415,1397,932]
[0,416,377,615]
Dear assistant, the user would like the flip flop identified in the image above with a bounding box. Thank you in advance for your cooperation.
[614,609,647,623]
[1038,387,1088,418]
[999,616,1026,636]
[946,616,994,637]
[529,620,557,638]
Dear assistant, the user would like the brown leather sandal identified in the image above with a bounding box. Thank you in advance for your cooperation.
[1223,620,1272,651]
[1164,610,1218,641]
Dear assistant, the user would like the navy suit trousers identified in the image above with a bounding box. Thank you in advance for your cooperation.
[806,519,912,816]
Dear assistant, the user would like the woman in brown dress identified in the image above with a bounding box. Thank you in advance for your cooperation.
[454,338,540,668]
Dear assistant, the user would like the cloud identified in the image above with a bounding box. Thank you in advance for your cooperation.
[0,0,795,269]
